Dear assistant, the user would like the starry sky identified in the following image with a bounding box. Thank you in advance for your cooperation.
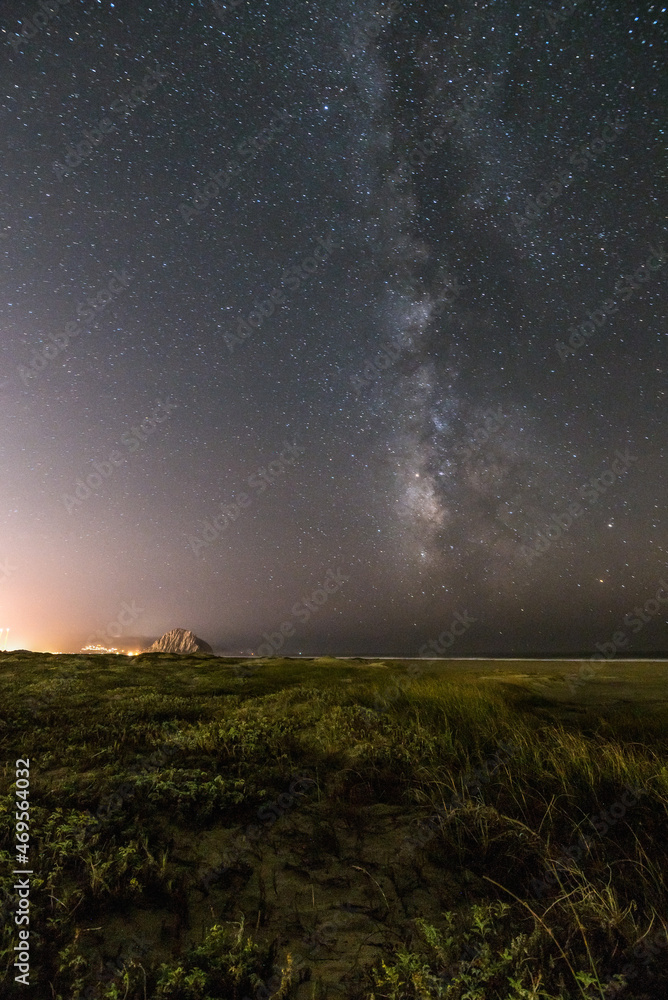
[1,0,666,656]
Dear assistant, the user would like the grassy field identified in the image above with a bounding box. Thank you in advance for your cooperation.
[1,651,668,999]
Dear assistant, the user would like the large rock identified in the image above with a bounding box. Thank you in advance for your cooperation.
[145,628,213,655]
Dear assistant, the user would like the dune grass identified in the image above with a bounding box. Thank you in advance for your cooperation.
[1,651,667,998]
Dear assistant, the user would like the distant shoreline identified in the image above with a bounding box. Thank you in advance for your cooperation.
[2,651,667,661]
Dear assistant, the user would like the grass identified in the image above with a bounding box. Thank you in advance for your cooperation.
[1,651,667,998]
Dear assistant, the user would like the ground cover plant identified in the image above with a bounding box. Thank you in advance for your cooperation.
[1,651,667,998]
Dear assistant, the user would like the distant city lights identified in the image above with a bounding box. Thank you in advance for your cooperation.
[81,644,141,655]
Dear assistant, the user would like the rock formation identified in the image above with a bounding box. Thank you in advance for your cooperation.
[145,628,213,654]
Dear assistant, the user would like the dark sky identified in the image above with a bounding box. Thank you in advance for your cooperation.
[1,0,666,656]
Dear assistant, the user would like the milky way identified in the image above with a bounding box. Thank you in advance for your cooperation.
[0,0,665,655]
[346,0,666,650]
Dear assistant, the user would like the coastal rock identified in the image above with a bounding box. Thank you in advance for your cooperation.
[145,628,213,654]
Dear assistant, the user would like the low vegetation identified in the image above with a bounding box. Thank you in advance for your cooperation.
[1,651,667,998]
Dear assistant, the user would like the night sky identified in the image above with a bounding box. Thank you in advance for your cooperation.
[1,0,666,656]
